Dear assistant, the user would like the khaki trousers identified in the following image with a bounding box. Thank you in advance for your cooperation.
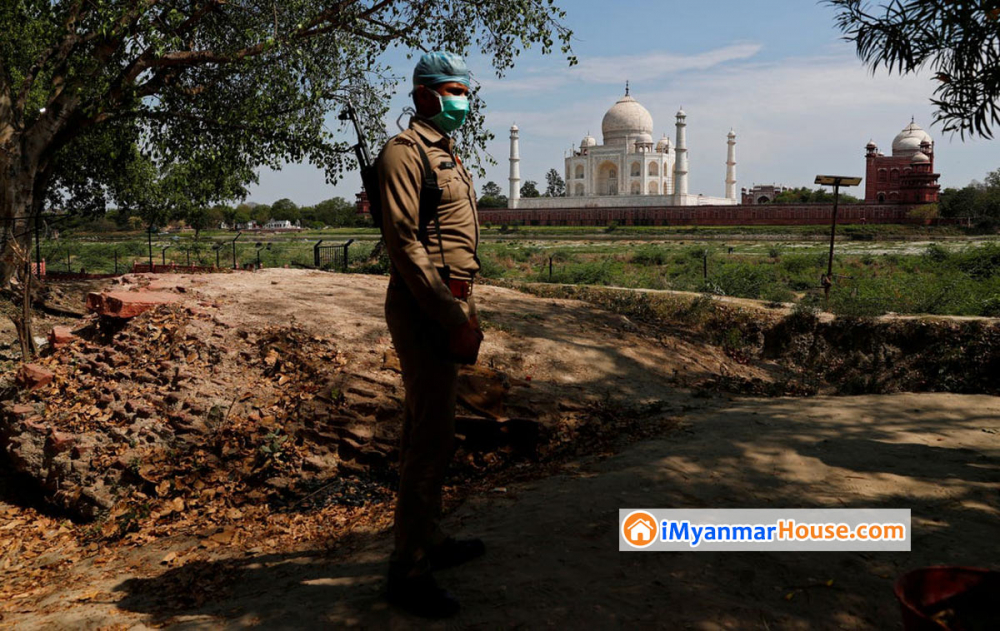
[385,281,476,571]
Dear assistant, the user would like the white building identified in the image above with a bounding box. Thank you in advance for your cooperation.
[509,86,738,209]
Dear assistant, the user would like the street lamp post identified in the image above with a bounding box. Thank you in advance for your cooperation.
[814,175,862,303]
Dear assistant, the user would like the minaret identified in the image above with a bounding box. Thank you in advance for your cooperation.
[508,123,520,209]
[673,108,689,198]
[725,129,737,201]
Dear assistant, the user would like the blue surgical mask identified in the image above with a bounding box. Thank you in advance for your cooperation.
[431,94,470,132]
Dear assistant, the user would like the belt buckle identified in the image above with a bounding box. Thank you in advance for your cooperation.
[449,279,471,300]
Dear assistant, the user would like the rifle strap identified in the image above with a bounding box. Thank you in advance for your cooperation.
[412,140,448,272]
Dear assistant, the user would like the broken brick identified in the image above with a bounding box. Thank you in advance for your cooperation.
[47,325,77,348]
[47,431,77,455]
[16,364,55,390]
[86,291,180,319]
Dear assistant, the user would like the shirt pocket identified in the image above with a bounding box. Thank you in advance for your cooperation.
[435,169,464,203]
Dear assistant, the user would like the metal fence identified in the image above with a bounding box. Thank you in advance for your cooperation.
[313,239,354,271]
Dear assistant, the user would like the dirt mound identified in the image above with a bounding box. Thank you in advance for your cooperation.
[0,295,589,528]
[509,282,1000,396]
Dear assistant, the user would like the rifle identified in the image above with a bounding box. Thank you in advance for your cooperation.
[338,101,384,235]
[339,102,444,268]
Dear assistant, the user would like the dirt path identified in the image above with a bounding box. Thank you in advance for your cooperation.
[3,271,999,629]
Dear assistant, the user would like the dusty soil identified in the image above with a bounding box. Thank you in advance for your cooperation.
[1,270,998,630]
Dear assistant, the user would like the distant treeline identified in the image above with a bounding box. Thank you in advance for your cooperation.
[66,197,372,234]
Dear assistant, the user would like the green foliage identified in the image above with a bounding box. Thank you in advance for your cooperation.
[303,197,366,228]
[908,203,940,221]
[0,0,576,284]
[544,169,566,197]
[478,181,508,209]
[270,199,300,222]
[631,246,668,266]
[771,187,861,204]
[521,181,541,198]
[478,195,508,209]
[828,1,1000,138]
[939,168,1000,230]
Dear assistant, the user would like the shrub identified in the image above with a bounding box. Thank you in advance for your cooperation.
[708,263,780,300]
[631,246,668,266]
[908,204,940,222]
[981,296,1000,317]
[923,243,950,263]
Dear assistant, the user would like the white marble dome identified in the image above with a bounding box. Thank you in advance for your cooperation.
[892,121,933,157]
[602,94,654,144]
[656,134,672,152]
[911,151,931,164]
[580,134,597,148]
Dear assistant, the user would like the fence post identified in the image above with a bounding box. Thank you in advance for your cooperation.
[549,256,553,280]
[703,250,708,281]
[314,239,324,268]
[342,239,354,272]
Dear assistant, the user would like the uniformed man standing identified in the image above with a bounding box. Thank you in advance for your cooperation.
[378,51,486,618]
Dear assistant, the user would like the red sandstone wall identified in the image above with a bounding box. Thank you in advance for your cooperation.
[478,204,934,227]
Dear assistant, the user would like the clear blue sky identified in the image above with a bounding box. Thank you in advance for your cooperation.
[247,0,998,206]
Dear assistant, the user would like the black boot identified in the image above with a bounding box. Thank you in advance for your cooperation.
[429,537,486,571]
[386,570,460,618]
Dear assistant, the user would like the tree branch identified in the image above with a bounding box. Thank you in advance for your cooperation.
[14,0,88,119]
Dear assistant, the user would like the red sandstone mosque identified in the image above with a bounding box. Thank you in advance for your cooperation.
[864,119,940,205]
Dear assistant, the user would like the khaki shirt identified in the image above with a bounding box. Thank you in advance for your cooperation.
[378,116,480,330]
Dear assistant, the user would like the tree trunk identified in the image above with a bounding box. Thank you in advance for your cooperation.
[1,153,38,290]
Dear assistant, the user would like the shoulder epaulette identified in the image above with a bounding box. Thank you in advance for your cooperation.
[393,135,416,147]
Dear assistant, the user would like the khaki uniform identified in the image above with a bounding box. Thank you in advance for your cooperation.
[378,116,480,571]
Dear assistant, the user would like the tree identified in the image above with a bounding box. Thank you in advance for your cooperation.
[270,198,300,222]
[828,1,1000,138]
[204,205,225,230]
[482,181,503,198]
[186,206,211,239]
[478,180,507,208]
[232,207,252,226]
[521,181,540,198]
[544,169,565,197]
[939,168,1000,231]
[251,204,272,226]
[771,187,860,204]
[0,1,575,287]
[311,197,363,227]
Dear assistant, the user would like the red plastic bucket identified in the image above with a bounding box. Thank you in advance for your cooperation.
[894,566,999,631]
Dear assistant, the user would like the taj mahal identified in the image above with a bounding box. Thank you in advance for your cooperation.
[508,84,738,209]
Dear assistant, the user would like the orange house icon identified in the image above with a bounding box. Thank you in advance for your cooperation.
[628,518,653,542]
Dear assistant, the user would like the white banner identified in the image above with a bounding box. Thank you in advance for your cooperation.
[620,509,911,552]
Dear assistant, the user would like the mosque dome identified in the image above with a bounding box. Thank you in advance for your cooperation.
[602,94,654,145]
[656,134,672,152]
[580,134,597,148]
[892,120,933,157]
[911,151,931,164]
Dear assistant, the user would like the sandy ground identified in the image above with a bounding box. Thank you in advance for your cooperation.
[3,270,999,630]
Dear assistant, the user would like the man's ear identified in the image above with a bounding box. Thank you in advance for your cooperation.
[413,85,441,117]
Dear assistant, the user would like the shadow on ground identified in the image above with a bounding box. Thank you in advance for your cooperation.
[112,392,1000,630]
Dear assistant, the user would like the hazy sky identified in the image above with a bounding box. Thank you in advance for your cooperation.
[246,0,999,206]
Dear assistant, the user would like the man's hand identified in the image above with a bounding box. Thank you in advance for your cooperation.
[448,315,484,365]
